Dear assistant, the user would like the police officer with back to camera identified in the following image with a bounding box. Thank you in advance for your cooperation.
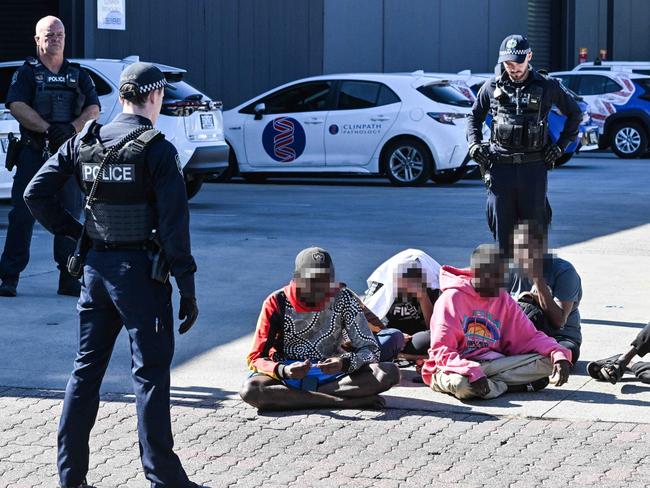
[24,62,202,488]
[0,16,100,297]
[467,34,582,256]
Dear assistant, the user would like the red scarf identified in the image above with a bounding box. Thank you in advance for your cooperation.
[285,280,338,313]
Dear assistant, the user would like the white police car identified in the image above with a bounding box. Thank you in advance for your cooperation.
[223,72,481,186]
[0,56,228,200]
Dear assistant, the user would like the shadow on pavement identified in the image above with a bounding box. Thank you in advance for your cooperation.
[582,319,648,329]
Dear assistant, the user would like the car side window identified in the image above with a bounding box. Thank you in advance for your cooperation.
[335,81,399,110]
[249,81,333,114]
[556,75,578,93]
[82,68,113,96]
[0,66,19,105]
[577,75,620,95]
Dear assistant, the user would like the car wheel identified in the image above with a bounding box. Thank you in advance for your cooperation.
[185,176,204,200]
[611,121,648,158]
[430,167,467,184]
[240,172,268,183]
[382,139,433,186]
[553,152,573,167]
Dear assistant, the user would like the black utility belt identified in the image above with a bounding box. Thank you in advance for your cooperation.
[91,240,150,251]
[491,151,543,164]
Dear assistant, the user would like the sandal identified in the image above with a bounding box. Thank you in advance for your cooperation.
[601,361,626,385]
[587,354,622,381]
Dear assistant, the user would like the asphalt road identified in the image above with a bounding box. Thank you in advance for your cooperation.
[0,151,649,423]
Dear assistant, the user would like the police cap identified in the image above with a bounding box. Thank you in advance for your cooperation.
[119,62,168,99]
[498,34,531,63]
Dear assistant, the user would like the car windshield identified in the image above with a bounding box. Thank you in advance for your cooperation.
[417,83,472,107]
[163,80,206,102]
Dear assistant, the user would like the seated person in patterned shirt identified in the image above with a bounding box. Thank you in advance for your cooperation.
[240,247,400,411]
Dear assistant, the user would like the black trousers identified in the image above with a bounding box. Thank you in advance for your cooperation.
[486,160,550,256]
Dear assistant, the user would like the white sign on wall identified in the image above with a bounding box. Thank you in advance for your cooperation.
[97,0,126,31]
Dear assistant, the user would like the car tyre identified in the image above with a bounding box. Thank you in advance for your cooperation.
[382,138,433,186]
[185,176,204,200]
[610,121,648,159]
[430,166,466,184]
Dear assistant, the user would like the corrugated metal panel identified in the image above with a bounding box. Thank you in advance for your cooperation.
[0,0,59,61]
[528,0,553,70]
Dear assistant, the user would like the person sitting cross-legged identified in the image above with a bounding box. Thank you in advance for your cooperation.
[240,247,400,411]
[421,244,572,400]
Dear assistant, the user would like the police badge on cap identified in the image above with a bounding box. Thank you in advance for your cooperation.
[498,34,531,63]
[119,62,168,99]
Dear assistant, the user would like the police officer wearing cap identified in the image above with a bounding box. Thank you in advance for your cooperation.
[467,34,582,256]
[24,62,201,488]
[0,16,100,297]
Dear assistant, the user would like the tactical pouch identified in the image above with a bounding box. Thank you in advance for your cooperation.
[5,133,21,171]
[149,233,170,284]
[67,229,91,279]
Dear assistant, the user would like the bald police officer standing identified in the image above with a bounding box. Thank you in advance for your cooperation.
[467,35,582,256]
[24,63,202,488]
[0,16,100,297]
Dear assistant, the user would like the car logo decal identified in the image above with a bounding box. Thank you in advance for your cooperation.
[329,124,339,135]
[262,116,306,162]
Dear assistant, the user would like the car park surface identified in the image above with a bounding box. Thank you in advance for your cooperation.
[0,56,228,199]
[223,72,486,186]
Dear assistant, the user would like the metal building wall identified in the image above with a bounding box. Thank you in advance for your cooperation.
[612,0,650,61]
[573,0,608,65]
[83,0,324,109]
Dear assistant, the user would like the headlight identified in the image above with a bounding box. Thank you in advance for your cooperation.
[427,112,468,125]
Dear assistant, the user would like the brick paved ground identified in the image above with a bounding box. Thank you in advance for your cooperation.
[1,387,648,488]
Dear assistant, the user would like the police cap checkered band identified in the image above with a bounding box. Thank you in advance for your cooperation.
[498,34,531,63]
[119,62,168,96]
[294,247,335,278]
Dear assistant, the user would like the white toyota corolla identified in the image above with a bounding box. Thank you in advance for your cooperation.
[223,72,482,186]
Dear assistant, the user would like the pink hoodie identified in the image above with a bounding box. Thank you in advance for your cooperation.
[421,266,572,385]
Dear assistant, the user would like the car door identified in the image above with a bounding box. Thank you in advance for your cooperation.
[325,80,401,167]
[242,81,333,168]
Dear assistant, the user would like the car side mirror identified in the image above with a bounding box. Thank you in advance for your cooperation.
[254,103,266,120]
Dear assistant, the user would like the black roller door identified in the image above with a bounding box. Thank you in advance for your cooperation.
[528,0,553,71]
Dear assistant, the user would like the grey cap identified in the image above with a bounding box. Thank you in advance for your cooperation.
[498,34,531,63]
[294,247,334,278]
[119,62,168,98]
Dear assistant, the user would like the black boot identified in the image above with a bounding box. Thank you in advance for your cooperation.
[0,277,18,297]
[507,377,549,393]
[57,270,81,297]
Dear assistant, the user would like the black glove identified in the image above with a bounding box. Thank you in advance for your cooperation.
[46,123,76,152]
[178,296,199,334]
[543,144,563,169]
[469,143,491,167]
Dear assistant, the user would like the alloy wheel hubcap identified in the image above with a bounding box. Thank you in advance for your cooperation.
[615,127,641,154]
[389,146,424,183]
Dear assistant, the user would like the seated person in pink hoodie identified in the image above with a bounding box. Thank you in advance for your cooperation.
[421,244,572,400]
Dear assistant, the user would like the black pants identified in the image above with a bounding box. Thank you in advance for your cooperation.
[57,250,191,488]
[0,146,82,280]
[486,160,550,256]
[402,330,430,356]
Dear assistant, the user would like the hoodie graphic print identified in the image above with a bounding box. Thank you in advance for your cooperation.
[421,266,572,385]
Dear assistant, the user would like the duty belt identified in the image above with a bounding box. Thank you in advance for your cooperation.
[91,240,149,251]
[491,151,543,164]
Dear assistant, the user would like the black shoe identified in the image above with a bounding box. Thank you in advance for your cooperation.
[0,277,18,297]
[60,480,95,488]
[57,271,81,297]
[507,377,550,393]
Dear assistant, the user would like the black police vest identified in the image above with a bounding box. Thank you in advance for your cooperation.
[28,57,85,123]
[490,78,547,151]
[77,123,163,244]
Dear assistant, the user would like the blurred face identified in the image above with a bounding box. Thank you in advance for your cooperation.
[295,268,335,307]
[504,52,532,82]
[513,227,544,274]
[396,270,426,299]
[472,261,506,298]
[35,18,65,57]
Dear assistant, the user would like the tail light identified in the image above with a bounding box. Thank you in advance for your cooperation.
[161,99,223,117]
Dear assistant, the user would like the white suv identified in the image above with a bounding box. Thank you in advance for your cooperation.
[223,72,485,186]
[0,56,228,199]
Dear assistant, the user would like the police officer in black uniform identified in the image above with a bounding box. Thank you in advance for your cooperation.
[24,63,202,488]
[467,34,582,256]
[0,16,100,297]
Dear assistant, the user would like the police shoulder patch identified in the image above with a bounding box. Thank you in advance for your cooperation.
[10,71,18,85]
